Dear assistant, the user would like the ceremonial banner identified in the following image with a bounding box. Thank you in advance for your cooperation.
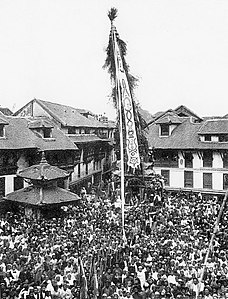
[112,27,140,170]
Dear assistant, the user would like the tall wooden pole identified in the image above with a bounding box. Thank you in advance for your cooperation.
[196,191,228,298]
[111,23,126,241]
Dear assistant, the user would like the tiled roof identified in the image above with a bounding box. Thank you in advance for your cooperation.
[147,118,228,150]
[0,115,78,151]
[174,105,203,120]
[99,121,116,129]
[76,108,94,116]
[155,111,182,124]
[36,99,110,128]
[0,113,9,125]
[6,186,80,205]
[68,134,109,143]
[198,119,228,135]
[138,107,154,124]
[0,107,13,116]
[17,154,69,181]
[28,118,54,129]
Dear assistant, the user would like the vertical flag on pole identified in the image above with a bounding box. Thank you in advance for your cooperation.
[106,8,140,244]
[110,25,141,170]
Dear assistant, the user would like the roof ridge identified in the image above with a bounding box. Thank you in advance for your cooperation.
[35,99,67,126]
[204,118,228,122]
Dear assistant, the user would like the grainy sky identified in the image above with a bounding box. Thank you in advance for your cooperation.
[0,0,228,120]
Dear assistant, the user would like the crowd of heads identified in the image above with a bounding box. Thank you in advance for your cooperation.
[0,180,228,299]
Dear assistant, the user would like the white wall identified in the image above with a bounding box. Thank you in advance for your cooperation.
[5,175,14,195]
[33,101,50,117]
[193,152,202,168]
[213,152,223,168]
[170,168,184,188]
[170,124,177,134]
[1,175,26,195]
[193,170,202,189]
[213,172,223,190]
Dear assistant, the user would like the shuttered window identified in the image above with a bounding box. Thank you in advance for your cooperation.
[185,153,193,168]
[203,152,213,168]
[0,177,5,197]
[223,174,228,190]
[161,169,170,186]
[184,171,193,188]
[14,177,24,191]
[160,124,169,136]
[203,173,212,189]
[223,153,228,169]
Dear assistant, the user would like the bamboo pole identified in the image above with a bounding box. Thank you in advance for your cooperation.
[111,23,126,241]
[196,191,228,298]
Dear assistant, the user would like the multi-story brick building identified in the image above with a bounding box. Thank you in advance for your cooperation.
[0,112,78,198]
[147,105,228,195]
[14,99,116,192]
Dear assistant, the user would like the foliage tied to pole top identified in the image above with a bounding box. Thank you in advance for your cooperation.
[103,8,149,160]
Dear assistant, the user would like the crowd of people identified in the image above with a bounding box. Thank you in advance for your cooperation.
[0,179,228,299]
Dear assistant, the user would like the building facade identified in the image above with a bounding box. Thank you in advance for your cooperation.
[14,99,116,192]
[0,112,78,198]
[147,106,228,195]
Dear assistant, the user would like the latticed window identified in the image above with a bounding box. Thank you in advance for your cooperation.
[203,152,213,168]
[0,177,5,197]
[43,128,52,138]
[184,171,193,188]
[223,174,228,190]
[204,135,211,141]
[160,124,169,136]
[14,177,24,191]
[219,135,228,142]
[223,152,228,169]
[161,169,170,186]
[68,127,76,134]
[185,153,193,168]
[203,173,212,189]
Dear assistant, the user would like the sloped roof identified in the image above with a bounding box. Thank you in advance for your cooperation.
[0,113,9,125]
[5,186,80,206]
[68,134,108,144]
[147,118,228,150]
[76,108,95,116]
[0,115,77,151]
[17,153,69,181]
[155,111,182,125]
[138,107,154,124]
[0,107,13,116]
[198,119,228,135]
[147,109,174,126]
[174,105,203,121]
[28,118,54,129]
[35,99,110,128]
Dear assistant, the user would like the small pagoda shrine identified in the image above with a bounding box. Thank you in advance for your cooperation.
[5,152,80,218]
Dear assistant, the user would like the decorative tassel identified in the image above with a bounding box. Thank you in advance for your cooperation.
[104,8,149,167]
[108,8,118,22]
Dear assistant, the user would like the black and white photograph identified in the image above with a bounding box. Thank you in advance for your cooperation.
[0,1,228,298]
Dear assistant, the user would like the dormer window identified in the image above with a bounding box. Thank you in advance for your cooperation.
[29,118,54,139]
[0,117,9,138]
[219,135,228,142]
[160,124,169,136]
[43,128,52,138]
[156,112,181,137]
[68,127,76,134]
[205,135,211,142]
